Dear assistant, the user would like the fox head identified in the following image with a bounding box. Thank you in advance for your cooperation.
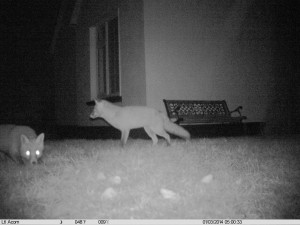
[90,99,105,119]
[20,133,45,165]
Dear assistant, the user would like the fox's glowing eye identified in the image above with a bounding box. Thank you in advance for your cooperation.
[26,150,30,156]
[36,150,40,156]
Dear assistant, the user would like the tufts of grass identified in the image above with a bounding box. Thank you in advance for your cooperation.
[0,136,299,219]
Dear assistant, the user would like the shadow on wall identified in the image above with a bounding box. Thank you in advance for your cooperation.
[264,0,300,135]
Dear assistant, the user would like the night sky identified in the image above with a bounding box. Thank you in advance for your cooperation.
[1,0,62,125]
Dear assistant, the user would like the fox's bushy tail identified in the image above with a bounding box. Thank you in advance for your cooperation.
[162,114,190,140]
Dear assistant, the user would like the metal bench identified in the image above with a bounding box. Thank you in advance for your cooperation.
[163,99,247,125]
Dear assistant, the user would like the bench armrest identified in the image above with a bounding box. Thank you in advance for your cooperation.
[230,106,243,117]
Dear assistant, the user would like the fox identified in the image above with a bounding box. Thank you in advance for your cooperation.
[0,125,45,165]
[90,99,190,146]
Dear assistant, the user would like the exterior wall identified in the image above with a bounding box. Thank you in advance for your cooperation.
[143,0,300,133]
[119,0,146,106]
[75,0,146,126]
[263,0,300,134]
[74,0,118,126]
[53,0,299,133]
[53,1,77,126]
[143,0,272,122]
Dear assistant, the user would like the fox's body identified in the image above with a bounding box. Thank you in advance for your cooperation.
[90,100,190,146]
[0,125,44,165]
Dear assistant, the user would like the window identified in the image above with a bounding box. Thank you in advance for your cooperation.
[90,16,120,100]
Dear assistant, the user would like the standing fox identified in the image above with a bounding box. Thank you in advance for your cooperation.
[90,99,190,146]
[0,125,45,165]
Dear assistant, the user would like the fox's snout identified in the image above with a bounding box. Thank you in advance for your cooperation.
[90,109,101,119]
[23,157,38,165]
[90,111,97,119]
[31,159,37,165]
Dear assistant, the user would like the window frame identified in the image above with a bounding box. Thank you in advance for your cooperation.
[89,12,121,101]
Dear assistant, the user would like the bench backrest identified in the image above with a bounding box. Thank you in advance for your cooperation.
[163,99,243,124]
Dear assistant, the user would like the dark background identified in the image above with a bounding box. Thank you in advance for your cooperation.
[1,0,61,127]
[0,0,299,136]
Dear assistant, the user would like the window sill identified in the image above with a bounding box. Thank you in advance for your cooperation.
[86,96,122,106]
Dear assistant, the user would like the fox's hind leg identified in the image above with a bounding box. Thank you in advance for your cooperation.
[151,126,171,146]
[121,129,130,147]
[144,126,158,145]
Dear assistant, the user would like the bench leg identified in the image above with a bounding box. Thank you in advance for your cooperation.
[243,123,247,135]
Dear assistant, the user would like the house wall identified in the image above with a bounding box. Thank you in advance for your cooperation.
[53,18,77,125]
[143,0,299,133]
[54,0,299,133]
[74,0,118,126]
[119,0,146,106]
[143,0,275,123]
[74,0,146,126]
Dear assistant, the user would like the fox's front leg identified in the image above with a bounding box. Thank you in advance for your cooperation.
[120,129,130,147]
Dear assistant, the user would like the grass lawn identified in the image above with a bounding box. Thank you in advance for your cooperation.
[0,135,299,219]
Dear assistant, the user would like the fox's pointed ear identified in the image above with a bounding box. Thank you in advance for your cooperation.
[21,135,30,144]
[36,133,45,144]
